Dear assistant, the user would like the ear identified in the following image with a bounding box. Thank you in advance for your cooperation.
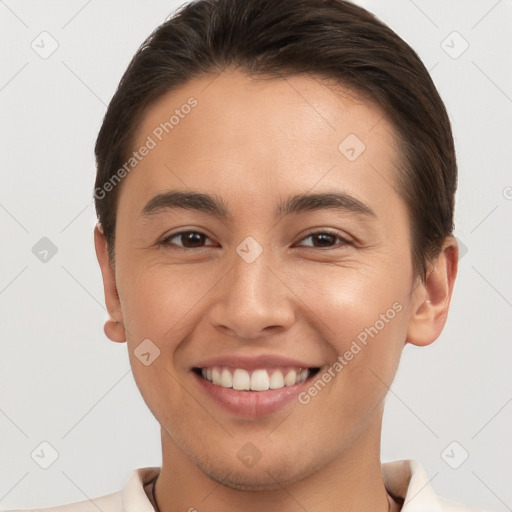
[406,236,459,347]
[94,224,126,343]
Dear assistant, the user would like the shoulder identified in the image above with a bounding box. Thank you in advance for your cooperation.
[436,495,482,511]
[1,467,160,512]
[0,491,122,512]
[382,459,486,512]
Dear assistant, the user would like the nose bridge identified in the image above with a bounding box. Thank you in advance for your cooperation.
[233,242,273,302]
[211,237,294,338]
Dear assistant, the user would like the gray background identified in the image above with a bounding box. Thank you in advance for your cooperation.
[0,0,511,510]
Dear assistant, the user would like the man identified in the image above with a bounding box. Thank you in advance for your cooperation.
[5,0,480,510]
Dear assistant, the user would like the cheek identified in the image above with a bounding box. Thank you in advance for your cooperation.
[118,259,219,342]
[297,264,408,391]
[297,261,408,338]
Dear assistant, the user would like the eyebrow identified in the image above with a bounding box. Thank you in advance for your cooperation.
[140,190,375,220]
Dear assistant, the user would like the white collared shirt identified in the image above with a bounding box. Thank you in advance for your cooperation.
[2,460,481,512]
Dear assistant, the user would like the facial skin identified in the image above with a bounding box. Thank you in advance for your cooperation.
[95,69,458,512]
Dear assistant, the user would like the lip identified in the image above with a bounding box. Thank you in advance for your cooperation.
[191,365,321,418]
[193,354,319,371]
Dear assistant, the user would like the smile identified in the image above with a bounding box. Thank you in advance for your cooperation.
[191,355,323,417]
[195,366,320,391]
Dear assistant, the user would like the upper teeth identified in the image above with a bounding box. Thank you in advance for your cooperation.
[200,366,309,391]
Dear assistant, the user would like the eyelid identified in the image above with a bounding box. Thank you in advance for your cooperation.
[294,228,354,248]
[159,228,354,252]
[159,230,217,249]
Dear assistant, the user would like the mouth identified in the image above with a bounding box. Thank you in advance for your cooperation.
[190,355,324,417]
[193,366,321,391]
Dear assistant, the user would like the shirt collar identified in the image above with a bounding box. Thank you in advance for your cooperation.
[382,459,443,511]
[122,459,441,512]
[122,466,160,512]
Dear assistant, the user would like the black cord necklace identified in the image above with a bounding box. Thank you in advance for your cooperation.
[149,477,160,512]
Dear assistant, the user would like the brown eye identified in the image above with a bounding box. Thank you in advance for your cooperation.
[297,231,350,249]
[161,231,212,249]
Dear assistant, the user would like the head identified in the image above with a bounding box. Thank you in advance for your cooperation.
[94,0,458,490]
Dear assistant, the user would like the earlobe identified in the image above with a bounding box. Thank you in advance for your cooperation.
[406,236,458,347]
[94,224,127,344]
[103,315,127,344]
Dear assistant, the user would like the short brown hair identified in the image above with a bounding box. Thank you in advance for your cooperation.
[94,0,457,280]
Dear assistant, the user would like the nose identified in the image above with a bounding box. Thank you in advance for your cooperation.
[208,244,296,341]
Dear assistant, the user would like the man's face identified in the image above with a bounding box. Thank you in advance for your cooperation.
[101,70,425,488]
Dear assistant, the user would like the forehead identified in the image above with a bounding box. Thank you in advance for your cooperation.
[122,69,401,216]
[136,69,393,150]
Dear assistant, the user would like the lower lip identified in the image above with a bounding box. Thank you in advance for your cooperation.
[192,370,316,418]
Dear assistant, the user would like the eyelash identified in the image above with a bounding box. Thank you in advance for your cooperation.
[158,229,352,251]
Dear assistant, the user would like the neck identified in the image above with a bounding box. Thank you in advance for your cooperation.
[154,407,393,512]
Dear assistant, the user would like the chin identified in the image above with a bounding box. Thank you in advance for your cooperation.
[196,452,316,491]
[203,468,295,491]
